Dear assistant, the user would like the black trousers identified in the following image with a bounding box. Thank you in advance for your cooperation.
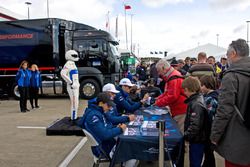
[29,87,39,108]
[19,87,29,112]
[202,142,216,167]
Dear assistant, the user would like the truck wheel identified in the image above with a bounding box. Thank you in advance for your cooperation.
[80,79,100,99]
[12,84,20,100]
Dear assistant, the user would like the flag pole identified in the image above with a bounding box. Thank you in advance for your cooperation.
[106,11,110,32]
[130,14,134,54]
[115,15,118,38]
[124,4,128,50]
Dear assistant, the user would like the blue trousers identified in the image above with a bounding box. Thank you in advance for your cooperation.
[189,143,205,167]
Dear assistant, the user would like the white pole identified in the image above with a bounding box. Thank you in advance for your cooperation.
[124,5,128,50]
[47,0,50,18]
[108,11,110,33]
[130,14,134,54]
[247,21,250,44]
[216,34,219,46]
[115,15,118,38]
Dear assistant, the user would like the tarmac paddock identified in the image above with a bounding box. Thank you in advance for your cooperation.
[0,98,224,167]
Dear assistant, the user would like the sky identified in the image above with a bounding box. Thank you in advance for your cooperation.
[1,0,250,58]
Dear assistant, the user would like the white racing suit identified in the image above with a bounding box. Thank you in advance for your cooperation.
[60,60,80,121]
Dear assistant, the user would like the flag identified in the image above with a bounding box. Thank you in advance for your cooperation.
[124,5,131,10]
[106,21,109,29]
[106,11,110,32]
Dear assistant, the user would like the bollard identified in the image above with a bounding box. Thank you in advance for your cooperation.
[157,119,175,167]
[157,120,165,167]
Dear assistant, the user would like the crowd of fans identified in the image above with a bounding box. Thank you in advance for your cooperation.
[80,38,250,167]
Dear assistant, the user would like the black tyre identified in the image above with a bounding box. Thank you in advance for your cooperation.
[12,84,20,100]
[79,79,100,99]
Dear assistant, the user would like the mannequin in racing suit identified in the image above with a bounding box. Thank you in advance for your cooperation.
[60,50,80,121]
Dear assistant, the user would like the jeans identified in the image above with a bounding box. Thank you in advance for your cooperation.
[189,143,205,167]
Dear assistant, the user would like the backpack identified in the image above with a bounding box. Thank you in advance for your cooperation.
[167,75,187,98]
[167,75,185,82]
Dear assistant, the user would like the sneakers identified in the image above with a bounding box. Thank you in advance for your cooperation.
[31,106,41,109]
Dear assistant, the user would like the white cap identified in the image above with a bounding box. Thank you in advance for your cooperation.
[221,55,227,59]
[119,78,135,87]
[102,83,120,93]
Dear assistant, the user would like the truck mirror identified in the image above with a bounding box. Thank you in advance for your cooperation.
[102,43,108,57]
[78,45,85,59]
[103,43,108,52]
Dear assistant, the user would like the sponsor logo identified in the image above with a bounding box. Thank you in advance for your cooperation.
[143,147,174,154]
[0,33,34,40]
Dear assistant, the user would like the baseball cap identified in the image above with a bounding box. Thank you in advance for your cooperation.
[96,92,115,107]
[221,55,227,60]
[102,83,120,93]
[170,59,178,67]
[119,78,135,87]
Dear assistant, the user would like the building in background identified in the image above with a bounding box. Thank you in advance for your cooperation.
[0,6,24,21]
[119,48,139,74]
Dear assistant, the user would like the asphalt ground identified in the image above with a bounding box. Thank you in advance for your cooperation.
[0,97,224,167]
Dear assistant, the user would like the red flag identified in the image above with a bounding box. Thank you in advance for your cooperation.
[106,21,109,28]
[124,5,131,10]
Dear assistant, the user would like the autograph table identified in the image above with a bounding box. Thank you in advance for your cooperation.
[110,107,184,167]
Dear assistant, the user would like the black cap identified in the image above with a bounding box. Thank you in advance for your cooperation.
[96,92,115,107]
[170,59,178,67]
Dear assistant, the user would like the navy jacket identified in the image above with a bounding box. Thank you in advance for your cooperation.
[16,69,31,87]
[114,86,141,114]
[81,104,122,143]
[105,107,129,125]
[80,103,123,156]
[30,71,42,88]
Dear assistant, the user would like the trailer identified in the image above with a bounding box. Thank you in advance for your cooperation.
[0,18,121,99]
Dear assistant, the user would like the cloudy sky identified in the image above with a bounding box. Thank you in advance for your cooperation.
[1,0,250,58]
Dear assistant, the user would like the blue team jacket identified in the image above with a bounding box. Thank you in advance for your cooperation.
[114,86,141,114]
[81,104,122,143]
[16,69,31,87]
[87,98,129,126]
[80,104,123,157]
[30,71,42,88]
[105,107,129,125]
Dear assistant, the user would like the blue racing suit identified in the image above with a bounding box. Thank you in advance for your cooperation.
[105,106,130,126]
[114,86,141,114]
[80,103,123,157]
[87,98,130,126]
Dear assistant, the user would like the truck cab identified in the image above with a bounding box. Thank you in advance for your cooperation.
[72,30,121,99]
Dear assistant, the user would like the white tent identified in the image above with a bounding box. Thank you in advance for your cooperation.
[174,43,227,61]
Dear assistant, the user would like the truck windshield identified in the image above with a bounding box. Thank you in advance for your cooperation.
[109,42,120,57]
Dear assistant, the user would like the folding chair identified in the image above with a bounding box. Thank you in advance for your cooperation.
[82,129,111,167]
